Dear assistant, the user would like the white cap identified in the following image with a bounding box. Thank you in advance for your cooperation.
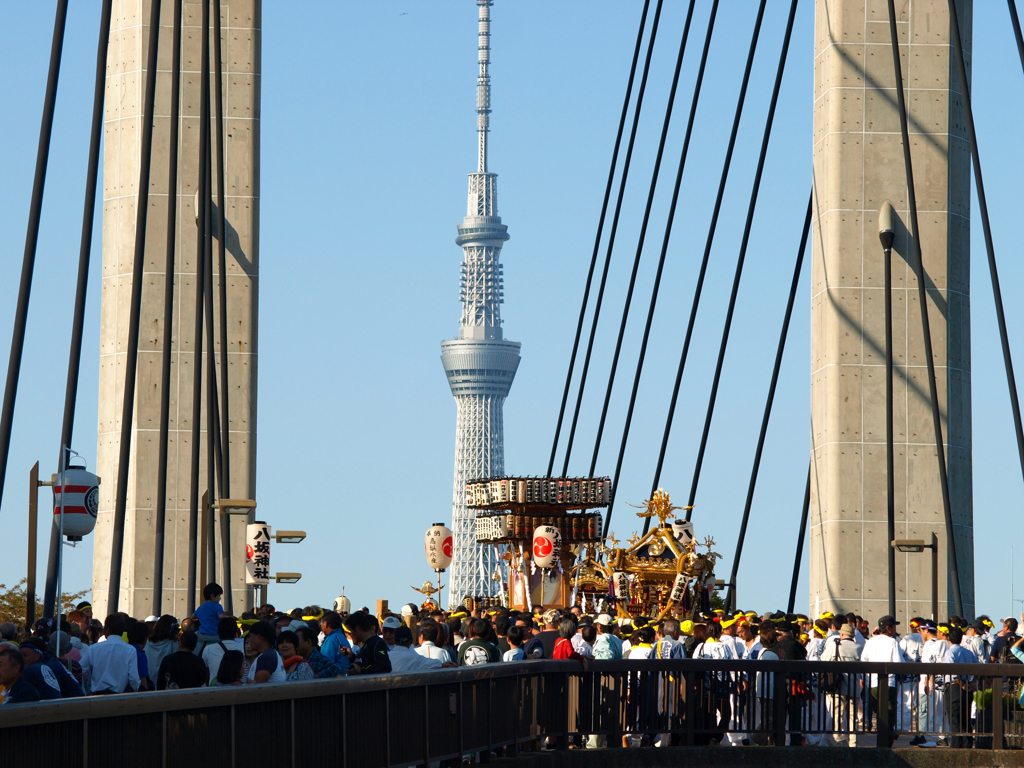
[595,613,614,626]
[382,616,402,629]
[401,604,416,617]
[144,615,159,623]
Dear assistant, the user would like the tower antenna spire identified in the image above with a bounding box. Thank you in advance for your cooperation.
[477,0,492,173]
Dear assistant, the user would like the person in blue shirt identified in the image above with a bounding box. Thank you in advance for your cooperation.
[192,582,225,658]
[318,610,351,674]
[127,621,153,690]
[942,626,978,748]
[0,648,40,704]
[18,638,84,699]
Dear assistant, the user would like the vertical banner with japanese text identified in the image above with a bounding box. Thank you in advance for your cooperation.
[246,523,272,584]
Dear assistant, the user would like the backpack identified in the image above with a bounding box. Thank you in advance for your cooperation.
[999,634,1022,665]
[819,638,847,694]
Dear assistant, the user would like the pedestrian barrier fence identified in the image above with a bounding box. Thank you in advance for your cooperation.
[2,659,1023,766]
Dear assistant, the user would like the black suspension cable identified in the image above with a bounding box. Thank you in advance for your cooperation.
[601,0,719,538]
[588,1,697,483]
[107,0,163,613]
[42,0,113,621]
[788,465,811,613]
[885,0,963,617]
[0,0,69,523]
[686,0,798,515]
[213,0,234,613]
[560,0,665,476]
[546,0,651,477]
[643,5,768,533]
[726,189,811,612]
[949,2,1024,491]
[643,2,768,534]
[1009,0,1024,74]
[153,0,184,618]
[187,0,212,618]
[203,42,220,600]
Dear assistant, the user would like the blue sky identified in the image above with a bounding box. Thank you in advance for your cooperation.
[1,2,1023,618]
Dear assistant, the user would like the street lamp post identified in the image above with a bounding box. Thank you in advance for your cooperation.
[879,202,897,621]
[893,533,939,622]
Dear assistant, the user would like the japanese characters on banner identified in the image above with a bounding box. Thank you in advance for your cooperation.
[612,571,630,600]
[532,525,561,569]
[246,523,272,585]
[425,523,454,571]
[669,573,688,603]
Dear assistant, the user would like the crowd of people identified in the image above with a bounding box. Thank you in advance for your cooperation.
[1,584,1021,750]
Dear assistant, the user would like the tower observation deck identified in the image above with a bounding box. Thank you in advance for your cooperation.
[441,0,520,608]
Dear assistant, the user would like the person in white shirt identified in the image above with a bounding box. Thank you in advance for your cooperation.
[961,619,989,665]
[918,621,951,740]
[390,627,444,672]
[806,620,831,661]
[201,617,245,681]
[79,615,140,694]
[416,623,454,664]
[900,619,925,663]
[859,615,907,741]
[738,620,763,660]
[718,618,744,660]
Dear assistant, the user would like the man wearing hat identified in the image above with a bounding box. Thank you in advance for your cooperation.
[917,620,951,743]
[381,616,403,650]
[19,638,83,699]
[592,614,622,660]
[860,616,907,742]
[825,624,863,747]
[962,619,990,665]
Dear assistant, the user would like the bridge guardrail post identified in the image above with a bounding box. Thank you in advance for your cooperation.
[993,675,1004,751]
[876,668,891,748]
[773,667,786,746]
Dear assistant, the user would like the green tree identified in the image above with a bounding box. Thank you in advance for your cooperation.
[0,579,90,627]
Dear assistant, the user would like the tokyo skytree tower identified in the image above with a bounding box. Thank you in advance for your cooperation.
[440,0,520,608]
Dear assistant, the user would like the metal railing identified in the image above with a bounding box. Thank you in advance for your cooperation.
[1,659,1023,766]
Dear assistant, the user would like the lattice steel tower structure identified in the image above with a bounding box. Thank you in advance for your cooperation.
[441,0,521,608]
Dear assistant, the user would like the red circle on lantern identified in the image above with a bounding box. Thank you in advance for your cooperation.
[534,537,553,558]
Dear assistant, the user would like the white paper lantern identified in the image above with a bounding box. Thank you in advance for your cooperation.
[612,571,630,600]
[246,523,272,585]
[532,525,561,569]
[671,519,694,544]
[669,573,689,603]
[53,465,100,541]
[425,523,454,571]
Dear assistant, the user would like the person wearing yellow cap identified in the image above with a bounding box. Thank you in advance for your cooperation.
[918,619,949,743]
[718,616,742,660]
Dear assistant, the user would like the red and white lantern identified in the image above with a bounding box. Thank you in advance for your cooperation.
[532,525,561,569]
[53,465,100,541]
[426,523,453,571]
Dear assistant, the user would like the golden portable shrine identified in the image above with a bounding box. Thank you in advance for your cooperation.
[602,488,722,621]
[469,476,610,611]
[468,479,719,617]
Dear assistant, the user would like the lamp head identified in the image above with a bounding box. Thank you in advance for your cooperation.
[878,200,896,250]
[892,539,926,553]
